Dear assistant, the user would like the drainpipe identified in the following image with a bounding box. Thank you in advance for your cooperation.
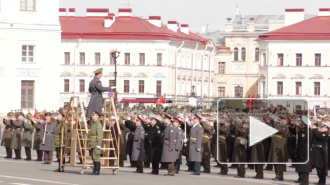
[192,43,198,90]
[202,45,208,98]
[175,41,184,102]
[73,38,81,96]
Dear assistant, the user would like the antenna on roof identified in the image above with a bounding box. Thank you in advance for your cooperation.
[121,0,134,8]
[235,2,240,17]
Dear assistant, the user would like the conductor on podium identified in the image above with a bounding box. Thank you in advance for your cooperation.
[86,68,111,118]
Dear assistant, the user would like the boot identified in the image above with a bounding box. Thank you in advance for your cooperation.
[54,161,62,172]
[95,162,100,175]
[90,162,96,175]
[5,147,12,158]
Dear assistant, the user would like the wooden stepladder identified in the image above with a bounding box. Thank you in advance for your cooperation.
[101,97,121,174]
[59,96,121,175]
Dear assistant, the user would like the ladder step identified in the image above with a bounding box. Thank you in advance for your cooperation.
[100,148,116,150]
[100,157,118,159]
[103,139,113,141]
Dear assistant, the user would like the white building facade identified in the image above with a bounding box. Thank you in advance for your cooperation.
[257,8,330,111]
[0,0,61,114]
[59,8,215,107]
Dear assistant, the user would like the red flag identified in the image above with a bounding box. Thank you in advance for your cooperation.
[324,106,327,114]
[303,106,306,115]
[292,107,295,115]
[250,94,255,105]
[155,95,164,104]
[276,105,279,115]
[312,106,315,115]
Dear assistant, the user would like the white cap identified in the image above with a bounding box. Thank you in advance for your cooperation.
[111,116,115,120]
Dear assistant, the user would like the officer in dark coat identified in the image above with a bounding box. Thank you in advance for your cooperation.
[1,112,14,158]
[188,114,204,175]
[232,118,248,178]
[201,120,214,173]
[147,115,163,175]
[295,118,313,185]
[86,68,111,118]
[32,116,43,161]
[125,119,137,167]
[311,122,329,185]
[132,116,145,173]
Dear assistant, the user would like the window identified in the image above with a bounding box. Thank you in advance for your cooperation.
[255,48,259,61]
[234,86,243,98]
[218,62,225,74]
[157,53,162,66]
[124,53,130,65]
[80,52,85,65]
[314,82,320,95]
[218,87,225,97]
[296,82,302,95]
[296,105,301,111]
[315,53,321,66]
[64,79,69,92]
[233,47,238,61]
[109,80,115,91]
[22,45,35,63]
[64,52,70,65]
[241,47,246,61]
[296,53,302,66]
[110,53,115,65]
[79,80,85,92]
[277,54,283,66]
[21,81,34,109]
[139,53,145,65]
[138,80,144,93]
[124,80,129,93]
[156,81,162,96]
[277,82,283,95]
[95,53,100,65]
[20,0,35,11]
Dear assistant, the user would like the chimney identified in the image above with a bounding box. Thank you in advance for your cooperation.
[148,16,162,27]
[118,8,132,17]
[181,24,189,35]
[285,9,304,26]
[86,8,109,16]
[59,8,66,16]
[104,15,114,28]
[68,8,75,16]
[167,21,179,32]
[319,8,330,16]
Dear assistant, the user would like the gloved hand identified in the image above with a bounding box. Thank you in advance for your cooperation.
[97,145,101,149]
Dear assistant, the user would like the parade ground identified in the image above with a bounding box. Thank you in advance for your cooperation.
[0,143,324,185]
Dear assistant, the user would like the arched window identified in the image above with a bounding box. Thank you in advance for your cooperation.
[234,47,238,61]
[255,48,259,61]
[241,47,246,61]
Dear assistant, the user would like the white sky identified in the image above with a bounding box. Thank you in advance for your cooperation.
[59,0,329,33]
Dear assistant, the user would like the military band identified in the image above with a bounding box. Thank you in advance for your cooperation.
[0,108,329,184]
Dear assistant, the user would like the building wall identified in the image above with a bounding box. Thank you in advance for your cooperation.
[0,0,61,114]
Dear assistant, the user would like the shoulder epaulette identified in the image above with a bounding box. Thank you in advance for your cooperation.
[199,125,202,127]
[156,126,159,129]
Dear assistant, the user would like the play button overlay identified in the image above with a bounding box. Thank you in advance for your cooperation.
[249,116,278,147]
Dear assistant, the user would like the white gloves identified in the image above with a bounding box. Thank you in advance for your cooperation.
[97,146,101,149]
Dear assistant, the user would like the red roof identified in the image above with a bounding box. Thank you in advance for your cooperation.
[60,16,208,45]
[257,16,330,40]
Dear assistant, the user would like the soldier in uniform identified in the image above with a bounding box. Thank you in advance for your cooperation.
[125,118,137,167]
[218,117,230,175]
[147,115,163,175]
[250,140,265,179]
[268,117,289,181]
[311,121,329,185]
[295,118,313,185]
[173,118,184,174]
[1,112,14,158]
[132,116,145,173]
[89,110,103,175]
[39,112,56,164]
[188,114,204,175]
[54,110,67,172]
[22,115,34,160]
[86,68,111,119]
[201,119,214,173]
[11,112,24,159]
[232,118,249,178]
[31,115,43,161]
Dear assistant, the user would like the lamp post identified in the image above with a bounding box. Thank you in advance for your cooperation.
[110,49,120,103]
[191,84,196,97]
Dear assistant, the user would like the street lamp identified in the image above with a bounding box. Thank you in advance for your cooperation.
[191,84,196,97]
[110,49,120,103]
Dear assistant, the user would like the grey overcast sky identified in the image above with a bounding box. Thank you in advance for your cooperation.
[59,0,329,32]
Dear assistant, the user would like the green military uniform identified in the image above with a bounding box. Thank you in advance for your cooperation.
[201,121,213,173]
[218,123,230,174]
[32,119,43,161]
[11,116,24,159]
[232,121,248,177]
[54,117,68,172]
[21,121,34,160]
[1,113,14,158]
[89,118,103,175]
